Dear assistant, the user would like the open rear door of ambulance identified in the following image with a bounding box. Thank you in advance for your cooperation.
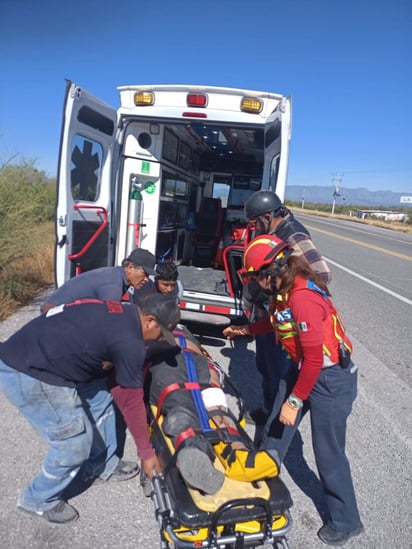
[222,95,292,315]
[262,96,292,199]
[55,80,118,287]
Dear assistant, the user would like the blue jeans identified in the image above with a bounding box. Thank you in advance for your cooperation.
[77,377,119,481]
[0,359,118,512]
[262,363,361,533]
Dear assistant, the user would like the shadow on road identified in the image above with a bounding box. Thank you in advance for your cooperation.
[283,430,329,523]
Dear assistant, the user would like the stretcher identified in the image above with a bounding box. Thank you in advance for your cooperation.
[144,339,293,548]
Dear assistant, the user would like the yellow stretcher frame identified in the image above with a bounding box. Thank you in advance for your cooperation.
[147,403,293,548]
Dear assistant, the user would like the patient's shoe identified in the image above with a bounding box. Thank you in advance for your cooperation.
[177,447,225,495]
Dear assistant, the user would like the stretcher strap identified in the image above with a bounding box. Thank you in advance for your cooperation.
[162,427,202,478]
[155,381,206,422]
[177,333,213,433]
[207,409,250,447]
[184,349,213,432]
[175,426,197,449]
[174,329,211,359]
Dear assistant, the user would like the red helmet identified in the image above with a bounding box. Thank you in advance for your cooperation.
[242,235,291,278]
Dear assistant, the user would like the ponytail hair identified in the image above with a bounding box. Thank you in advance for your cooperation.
[276,255,331,297]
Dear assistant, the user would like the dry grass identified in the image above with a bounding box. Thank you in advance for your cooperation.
[0,223,54,321]
[0,161,56,321]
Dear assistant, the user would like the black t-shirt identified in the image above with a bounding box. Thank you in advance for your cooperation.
[0,301,147,389]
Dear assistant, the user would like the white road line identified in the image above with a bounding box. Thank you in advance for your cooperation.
[324,256,412,306]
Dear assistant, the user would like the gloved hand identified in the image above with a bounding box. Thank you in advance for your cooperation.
[222,325,250,339]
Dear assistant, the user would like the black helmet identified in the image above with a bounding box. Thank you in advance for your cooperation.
[245,190,282,219]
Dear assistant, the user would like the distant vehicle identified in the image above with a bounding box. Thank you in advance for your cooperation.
[356,210,408,222]
[55,81,292,324]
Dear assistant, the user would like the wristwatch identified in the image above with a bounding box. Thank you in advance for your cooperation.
[287,394,303,408]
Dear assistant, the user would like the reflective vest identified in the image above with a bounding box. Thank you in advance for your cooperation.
[271,276,352,366]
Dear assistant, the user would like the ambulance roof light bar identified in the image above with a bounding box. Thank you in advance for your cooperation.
[133,90,263,114]
[134,91,155,106]
[240,96,263,114]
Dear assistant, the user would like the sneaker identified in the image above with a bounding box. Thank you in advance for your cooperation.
[317,523,364,546]
[177,447,225,495]
[17,500,79,525]
[140,471,152,497]
[92,460,140,485]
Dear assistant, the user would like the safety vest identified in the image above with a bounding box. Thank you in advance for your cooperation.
[272,276,352,366]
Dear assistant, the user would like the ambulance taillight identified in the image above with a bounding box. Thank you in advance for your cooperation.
[186,93,208,107]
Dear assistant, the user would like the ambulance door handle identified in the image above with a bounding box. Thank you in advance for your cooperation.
[58,235,67,248]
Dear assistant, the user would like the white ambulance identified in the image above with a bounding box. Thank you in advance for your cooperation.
[55,81,292,325]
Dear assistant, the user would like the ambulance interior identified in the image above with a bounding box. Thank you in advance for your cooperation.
[151,121,267,299]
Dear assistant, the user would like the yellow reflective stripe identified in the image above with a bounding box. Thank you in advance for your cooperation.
[332,314,353,353]
[332,315,343,341]
[277,325,294,333]
[323,344,331,356]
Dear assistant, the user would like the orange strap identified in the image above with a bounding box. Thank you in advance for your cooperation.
[155,381,202,421]
[175,427,197,449]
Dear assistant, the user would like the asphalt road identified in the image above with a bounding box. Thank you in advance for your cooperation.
[0,215,411,548]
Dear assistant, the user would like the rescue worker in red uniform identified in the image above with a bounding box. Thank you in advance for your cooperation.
[243,191,331,432]
[223,235,363,546]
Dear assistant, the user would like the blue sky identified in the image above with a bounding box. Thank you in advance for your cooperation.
[1,0,411,193]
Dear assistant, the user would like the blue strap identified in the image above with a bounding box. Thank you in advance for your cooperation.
[307,279,329,299]
[178,334,212,432]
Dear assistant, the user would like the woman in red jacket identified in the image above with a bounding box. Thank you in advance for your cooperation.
[223,235,363,546]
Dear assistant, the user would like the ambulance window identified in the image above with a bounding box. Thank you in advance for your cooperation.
[70,135,103,202]
[178,141,191,170]
[163,128,179,164]
[269,155,280,191]
[77,106,114,136]
[212,182,230,208]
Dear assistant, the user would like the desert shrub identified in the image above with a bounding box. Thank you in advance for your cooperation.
[0,160,55,319]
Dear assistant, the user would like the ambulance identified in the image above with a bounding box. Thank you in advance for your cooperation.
[55,81,292,325]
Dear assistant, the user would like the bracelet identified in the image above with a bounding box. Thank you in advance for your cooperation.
[287,394,303,409]
[285,399,300,410]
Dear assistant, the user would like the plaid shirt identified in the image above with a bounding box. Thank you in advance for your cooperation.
[286,231,331,284]
[245,213,331,321]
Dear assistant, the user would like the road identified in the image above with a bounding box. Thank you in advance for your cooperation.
[0,214,411,548]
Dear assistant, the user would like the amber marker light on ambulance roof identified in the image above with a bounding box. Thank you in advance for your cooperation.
[187,93,208,107]
[134,91,155,106]
[240,96,263,114]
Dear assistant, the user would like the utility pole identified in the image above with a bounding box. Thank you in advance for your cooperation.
[301,190,305,209]
[331,172,343,215]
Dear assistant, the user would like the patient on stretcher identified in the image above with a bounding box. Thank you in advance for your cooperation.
[147,328,279,495]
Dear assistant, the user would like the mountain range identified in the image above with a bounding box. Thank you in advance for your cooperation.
[285,185,412,208]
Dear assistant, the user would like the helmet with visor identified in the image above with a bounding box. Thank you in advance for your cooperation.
[241,235,291,280]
